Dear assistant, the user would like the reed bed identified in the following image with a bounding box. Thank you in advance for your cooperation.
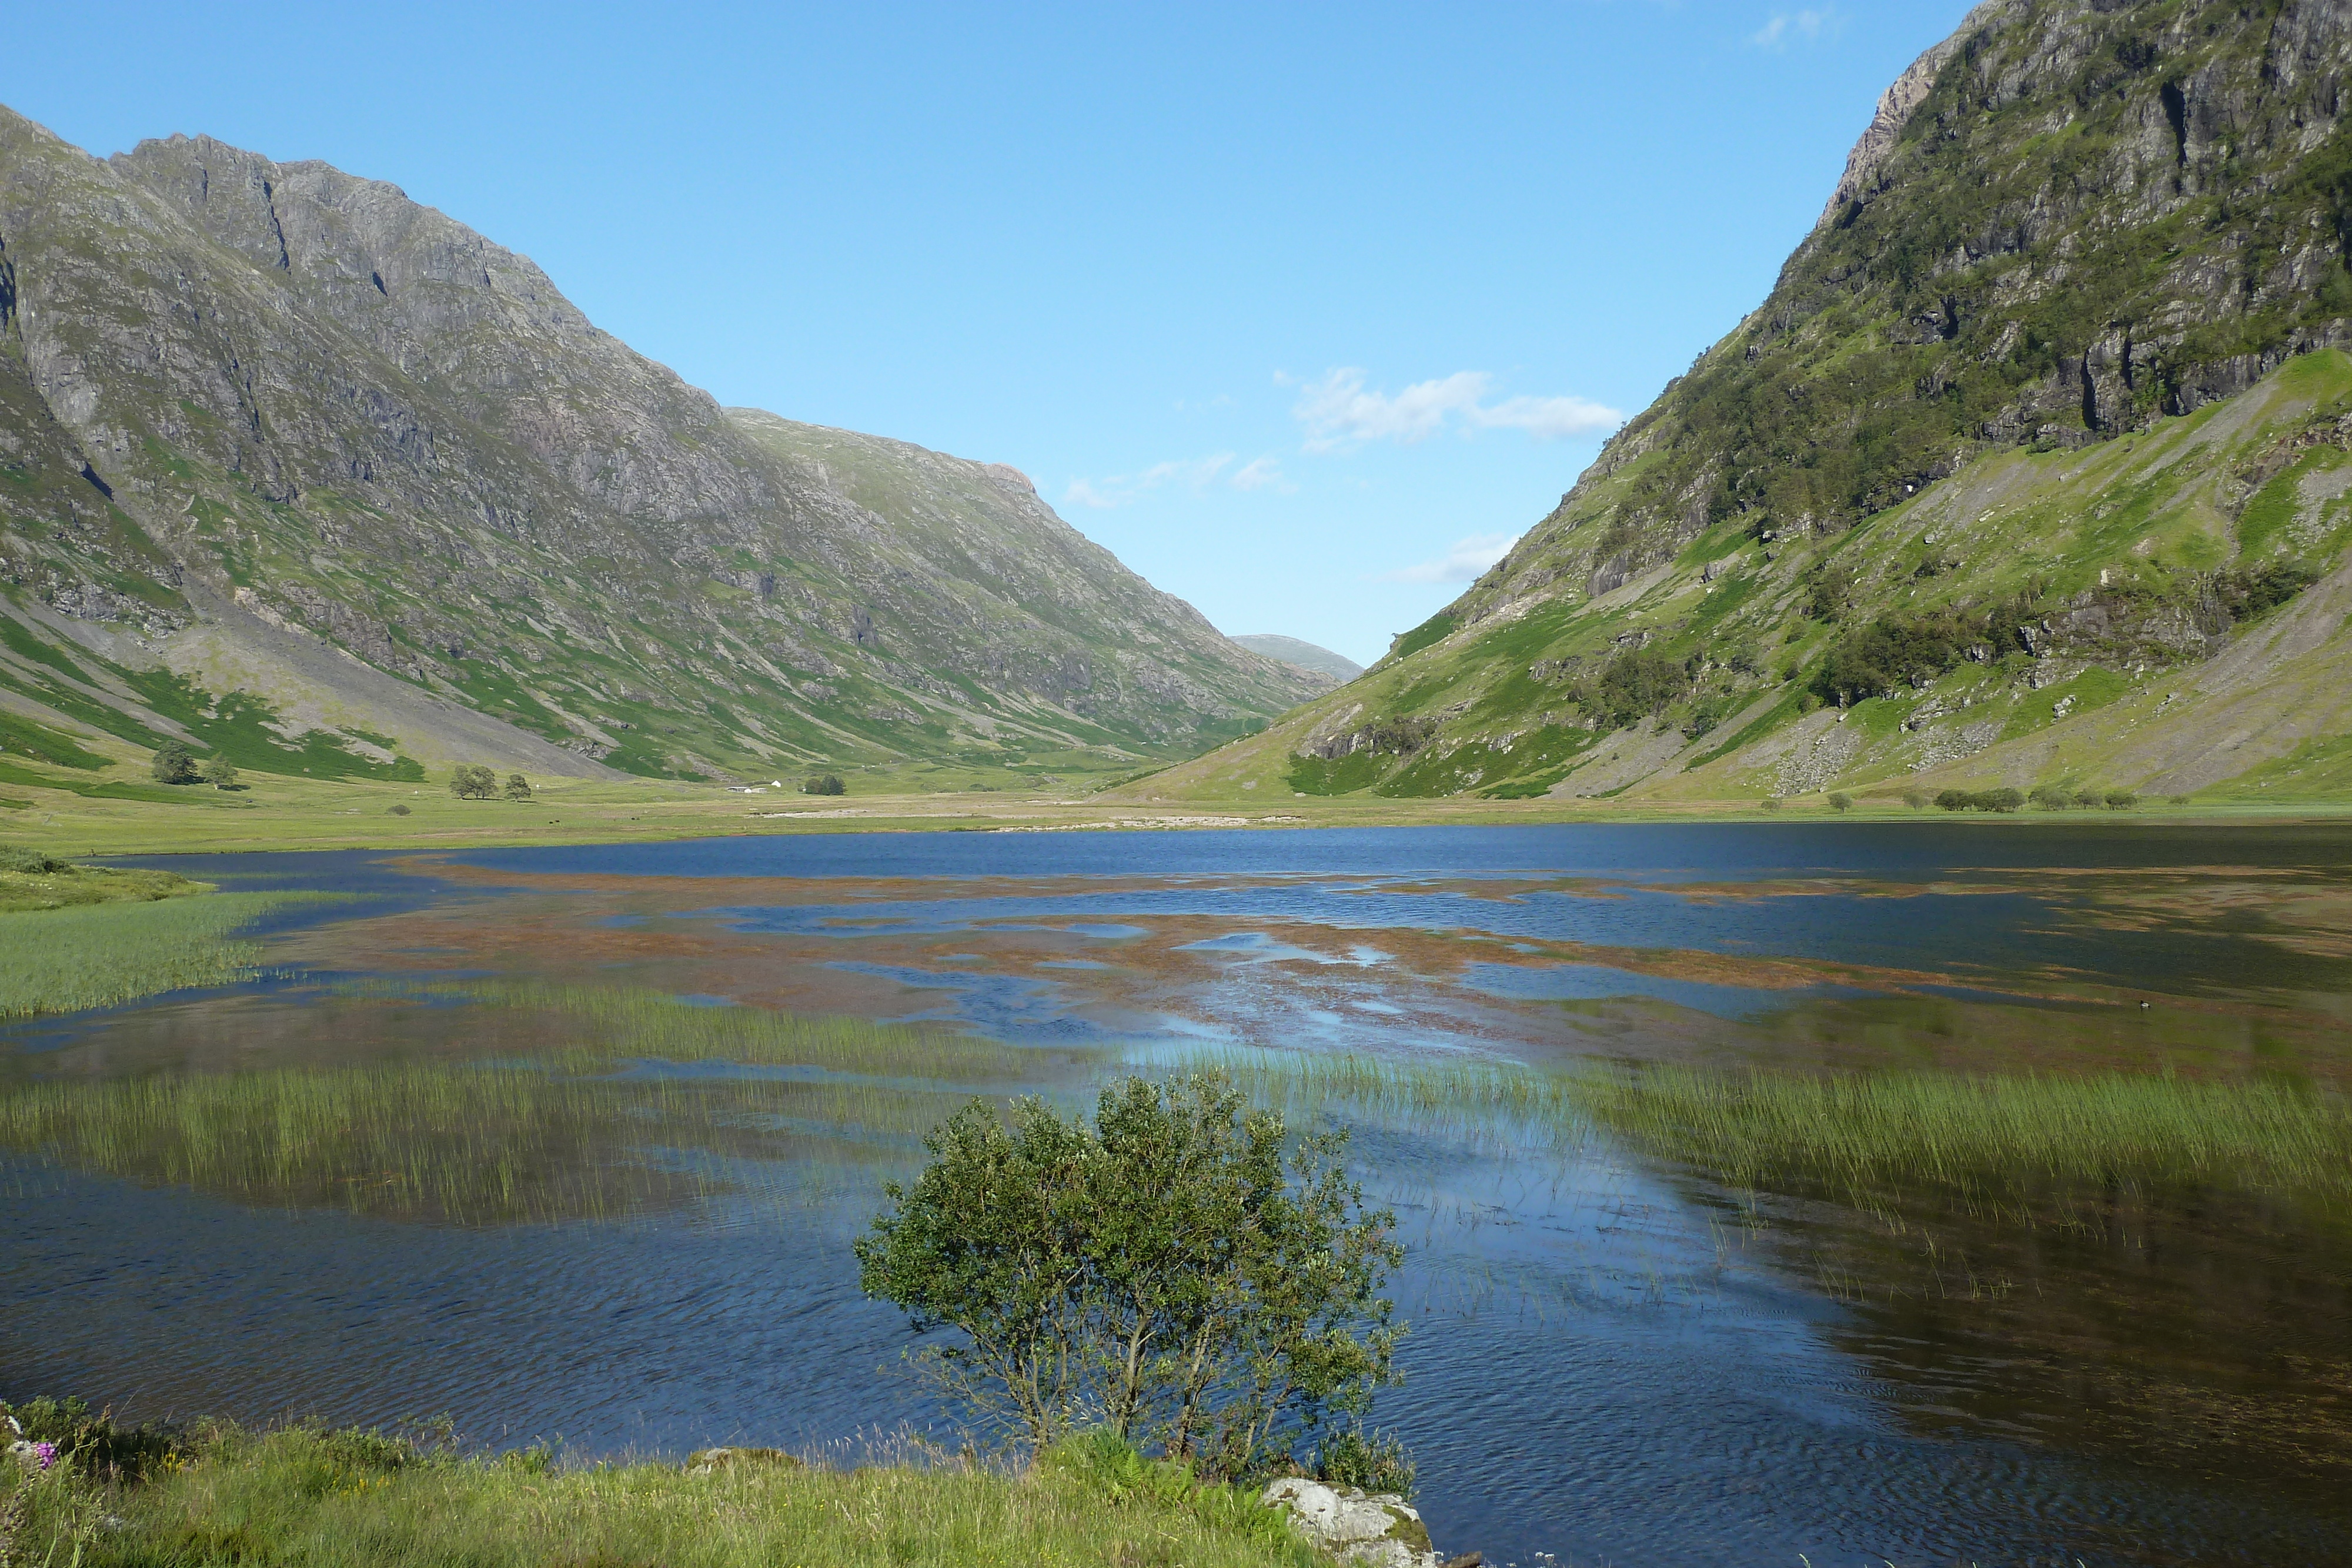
[0,1061,965,1224]
[354,979,1077,1082]
[1188,1048,2352,1203]
[1575,1064,2352,1199]
[0,892,337,1018]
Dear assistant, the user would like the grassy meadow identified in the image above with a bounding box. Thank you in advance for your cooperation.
[0,1416,1315,1568]
[0,736,2344,860]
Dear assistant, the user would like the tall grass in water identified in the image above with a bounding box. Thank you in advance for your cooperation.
[0,892,339,1018]
[1576,1065,2352,1200]
[0,1062,967,1223]
[356,979,1075,1081]
[1191,1047,2352,1202]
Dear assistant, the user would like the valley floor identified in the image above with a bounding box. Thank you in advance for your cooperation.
[0,762,2346,858]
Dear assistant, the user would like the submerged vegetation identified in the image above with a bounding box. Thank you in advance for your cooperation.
[0,890,336,1017]
[0,1406,1314,1568]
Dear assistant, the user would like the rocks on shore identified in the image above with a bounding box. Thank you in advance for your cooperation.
[683,1446,803,1477]
[1259,1476,1478,1568]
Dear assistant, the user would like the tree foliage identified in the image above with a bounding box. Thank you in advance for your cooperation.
[200,755,239,789]
[802,774,846,796]
[448,764,499,800]
[501,773,533,801]
[854,1072,1404,1478]
[149,740,197,785]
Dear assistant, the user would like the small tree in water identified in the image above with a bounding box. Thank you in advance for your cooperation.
[855,1071,1404,1479]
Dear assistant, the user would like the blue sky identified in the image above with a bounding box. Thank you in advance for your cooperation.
[7,2,1967,667]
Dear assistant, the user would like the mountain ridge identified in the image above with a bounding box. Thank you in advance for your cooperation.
[0,109,1324,791]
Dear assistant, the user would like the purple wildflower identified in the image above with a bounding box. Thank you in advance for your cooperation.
[32,1441,56,1470]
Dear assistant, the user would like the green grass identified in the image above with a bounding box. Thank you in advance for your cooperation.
[0,1420,1313,1568]
[1194,1049,2352,1204]
[0,1060,961,1223]
[0,858,206,914]
[0,891,336,1017]
[0,982,1085,1222]
[1572,1064,2352,1199]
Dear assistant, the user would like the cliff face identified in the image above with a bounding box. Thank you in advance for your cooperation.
[0,110,1323,783]
[1130,0,2352,807]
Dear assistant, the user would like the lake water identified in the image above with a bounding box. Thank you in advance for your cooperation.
[6,821,2351,1566]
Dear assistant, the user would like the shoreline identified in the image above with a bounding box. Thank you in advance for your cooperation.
[1,770,2344,860]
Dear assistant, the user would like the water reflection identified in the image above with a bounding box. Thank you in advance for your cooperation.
[5,823,2352,1564]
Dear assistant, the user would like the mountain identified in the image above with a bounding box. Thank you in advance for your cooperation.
[1230,635,1364,684]
[0,109,1326,791]
[1130,0,2352,807]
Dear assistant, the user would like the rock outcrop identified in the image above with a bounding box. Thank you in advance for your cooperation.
[1260,1476,1466,1568]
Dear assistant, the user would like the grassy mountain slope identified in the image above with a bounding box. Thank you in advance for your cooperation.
[1128,0,2352,807]
[0,109,1322,794]
[1231,636,1365,683]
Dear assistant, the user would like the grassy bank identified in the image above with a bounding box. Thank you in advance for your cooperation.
[0,850,205,914]
[0,891,339,1018]
[0,1412,1313,1568]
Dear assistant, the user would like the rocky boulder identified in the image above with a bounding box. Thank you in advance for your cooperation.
[1259,1476,1478,1568]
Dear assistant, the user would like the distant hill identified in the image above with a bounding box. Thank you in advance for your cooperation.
[1129,0,2352,807]
[1230,636,1363,684]
[0,109,1327,789]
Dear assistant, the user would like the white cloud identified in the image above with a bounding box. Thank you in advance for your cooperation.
[1294,368,1621,452]
[1750,8,1839,49]
[1063,452,1235,509]
[1470,393,1625,440]
[1230,455,1292,493]
[1381,531,1523,585]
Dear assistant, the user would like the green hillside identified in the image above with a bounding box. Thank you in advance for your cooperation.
[1128,0,2352,808]
[0,111,1324,797]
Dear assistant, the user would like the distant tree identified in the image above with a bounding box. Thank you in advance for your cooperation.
[502,773,534,801]
[386,804,412,816]
[1903,788,1930,809]
[804,773,846,797]
[2105,789,2139,810]
[1935,788,1971,811]
[2029,784,2072,810]
[2073,787,2104,809]
[201,755,239,790]
[1827,791,1853,813]
[449,764,499,800]
[1981,787,2025,814]
[149,740,198,785]
[1759,796,1783,811]
[2168,793,2194,805]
